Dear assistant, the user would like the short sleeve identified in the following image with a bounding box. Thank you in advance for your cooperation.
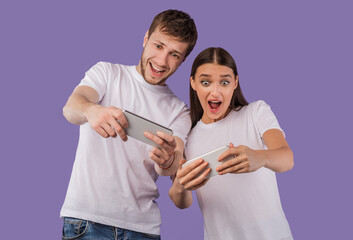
[78,61,112,101]
[169,107,192,145]
[254,100,285,138]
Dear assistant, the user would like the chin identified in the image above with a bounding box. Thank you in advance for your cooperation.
[210,111,227,122]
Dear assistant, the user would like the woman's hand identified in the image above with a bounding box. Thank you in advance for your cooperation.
[216,143,265,175]
[174,158,211,191]
[169,158,209,209]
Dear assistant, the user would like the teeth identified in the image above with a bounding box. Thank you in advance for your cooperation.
[210,101,221,103]
[151,63,163,72]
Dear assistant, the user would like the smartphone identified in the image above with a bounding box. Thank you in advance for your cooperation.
[122,109,173,148]
[182,145,234,179]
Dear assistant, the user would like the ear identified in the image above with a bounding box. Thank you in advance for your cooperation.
[143,30,149,48]
[234,75,239,90]
[190,76,197,91]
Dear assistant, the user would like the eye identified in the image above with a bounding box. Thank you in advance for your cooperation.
[221,80,230,86]
[201,80,210,86]
[172,53,180,59]
[155,44,162,49]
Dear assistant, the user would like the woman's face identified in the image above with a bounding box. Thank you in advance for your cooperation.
[191,63,238,124]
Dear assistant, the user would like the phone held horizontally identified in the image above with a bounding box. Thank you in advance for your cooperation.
[121,109,173,148]
[183,145,234,178]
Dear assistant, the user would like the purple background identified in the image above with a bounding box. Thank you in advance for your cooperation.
[1,0,352,239]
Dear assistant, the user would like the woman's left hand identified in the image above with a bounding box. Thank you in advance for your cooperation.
[216,143,265,175]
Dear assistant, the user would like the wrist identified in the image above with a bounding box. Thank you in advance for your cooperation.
[260,150,267,167]
[175,182,187,194]
[255,149,267,168]
[83,103,99,118]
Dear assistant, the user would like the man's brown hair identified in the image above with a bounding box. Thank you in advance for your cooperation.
[148,9,198,59]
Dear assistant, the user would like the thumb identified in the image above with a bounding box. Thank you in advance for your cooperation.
[179,159,187,168]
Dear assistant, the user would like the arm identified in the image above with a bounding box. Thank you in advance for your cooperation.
[260,129,294,172]
[169,158,210,209]
[63,85,99,125]
[217,129,294,174]
[62,85,128,140]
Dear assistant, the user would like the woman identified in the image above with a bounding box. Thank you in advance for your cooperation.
[169,47,294,240]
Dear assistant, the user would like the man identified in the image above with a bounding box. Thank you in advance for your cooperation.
[61,9,197,239]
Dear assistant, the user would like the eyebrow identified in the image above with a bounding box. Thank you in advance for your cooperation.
[198,74,232,78]
[220,74,232,78]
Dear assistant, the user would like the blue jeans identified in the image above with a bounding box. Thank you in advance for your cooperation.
[62,217,161,240]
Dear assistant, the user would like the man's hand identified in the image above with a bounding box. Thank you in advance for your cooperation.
[63,85,128,141]
[144,131,176,168]
[84,105,128,140]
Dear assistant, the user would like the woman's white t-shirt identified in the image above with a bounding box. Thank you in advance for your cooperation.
[185,100,293,240]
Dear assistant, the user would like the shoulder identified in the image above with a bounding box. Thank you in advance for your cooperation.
[239,100,270,115]
[248,100,269,110]
[93,61,113,69]
[91,61,128,73]
[232,100,273,123]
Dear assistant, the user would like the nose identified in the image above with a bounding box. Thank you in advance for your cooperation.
[210,84,220,97]
[155,50,169,68]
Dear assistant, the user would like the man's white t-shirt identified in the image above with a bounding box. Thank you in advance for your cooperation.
[61,62,191,235]
[185,101,293,240]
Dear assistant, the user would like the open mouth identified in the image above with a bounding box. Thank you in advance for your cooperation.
[208,100,222,113]
[150,63,166,77]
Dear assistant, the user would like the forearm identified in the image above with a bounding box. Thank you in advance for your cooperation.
[63,95,95,125]
[260,129,294,173]
[63,86,99,125]
[257,146,294,173]
[169,179,193,209]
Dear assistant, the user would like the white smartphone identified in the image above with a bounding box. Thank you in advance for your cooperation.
[182,145,234,179]
[122,109,173,148]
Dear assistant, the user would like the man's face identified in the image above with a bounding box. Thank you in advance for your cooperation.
[136,29,188,86]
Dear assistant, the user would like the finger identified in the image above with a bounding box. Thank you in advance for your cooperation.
[229,142,235,148]
[177,158,204,178]
[101,122,117,137]
[232,167,249,174]
[218,147,242,162]
[183,168,211,190]
[110,119,127,141]
[179,161,209,184]
[218,147,234,162]
[189,177,210,190]
[144,131,174,153]
[148,151,164,166]
[144,131,163,145]
[151,147,168,160]
[156,131,175,146]
[179,159,187,166]
[150,147,170,166]
[217,156,244,172]
[96,127,109,138]
[219,161,249,175]
[115,110,128,128]
[198,166,212,179]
